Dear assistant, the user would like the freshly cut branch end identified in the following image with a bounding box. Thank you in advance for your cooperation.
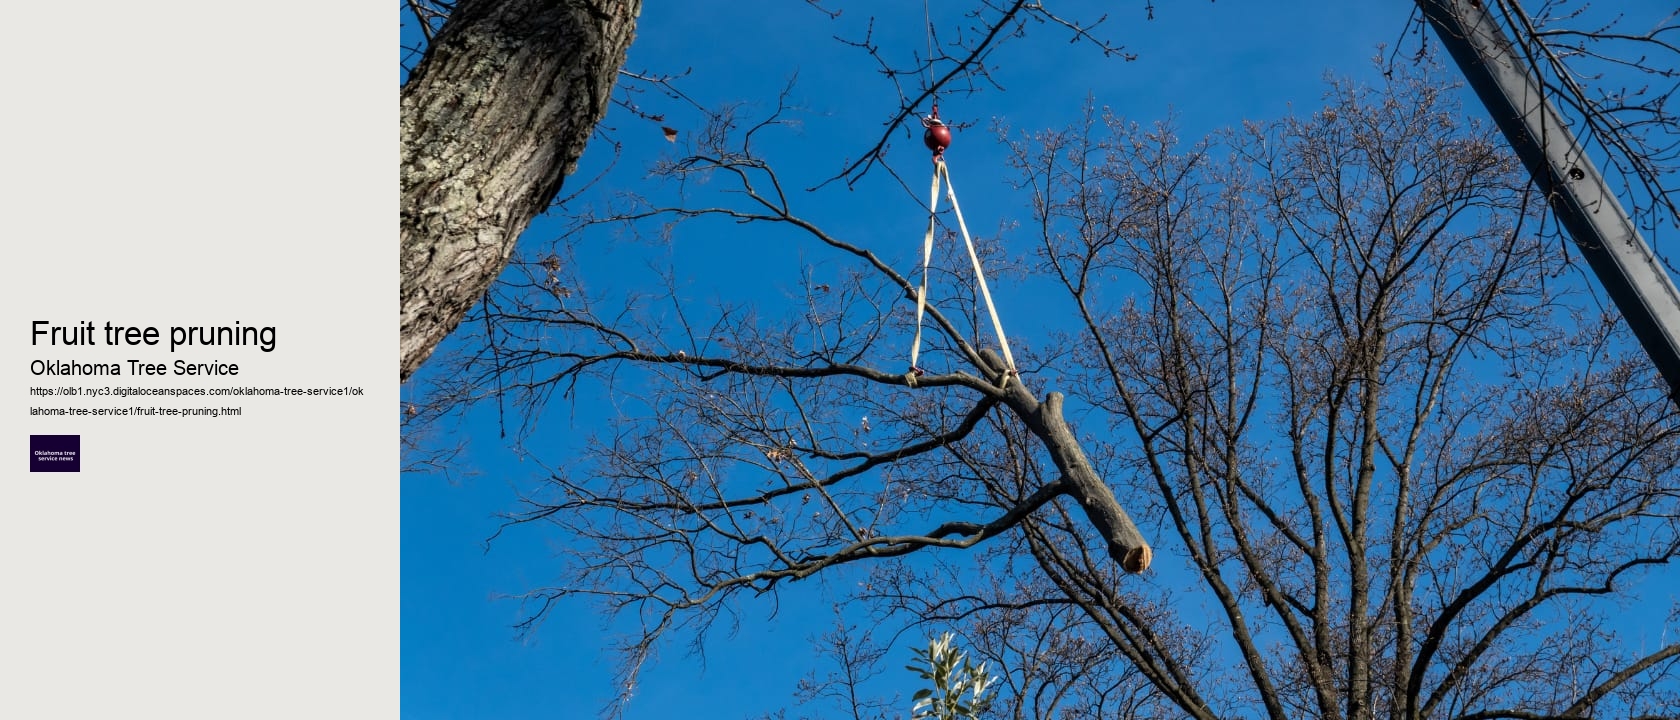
[1119,543,1151,574]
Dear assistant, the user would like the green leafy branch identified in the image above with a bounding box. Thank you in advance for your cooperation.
[907,633,996,720]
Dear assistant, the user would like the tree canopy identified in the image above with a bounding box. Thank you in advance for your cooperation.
[401,3,1680,719]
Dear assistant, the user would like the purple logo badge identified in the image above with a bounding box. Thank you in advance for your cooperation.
[30,434,80,472]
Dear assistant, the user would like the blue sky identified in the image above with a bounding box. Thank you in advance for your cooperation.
[401,3,1677,718]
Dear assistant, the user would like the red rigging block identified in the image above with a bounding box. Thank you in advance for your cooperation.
[923,121,951,154]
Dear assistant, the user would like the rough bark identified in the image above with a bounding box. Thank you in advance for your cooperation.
[400,0,641,381]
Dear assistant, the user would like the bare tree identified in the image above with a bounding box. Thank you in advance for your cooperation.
[409,56,1680,720]
[398,1,1680,393]
[399,0,1138,381]
[1006,69,1680,719]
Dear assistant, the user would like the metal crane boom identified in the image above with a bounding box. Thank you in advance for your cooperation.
[1416,0,1680,402]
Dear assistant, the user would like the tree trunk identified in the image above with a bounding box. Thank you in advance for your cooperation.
[400,0,641,381]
